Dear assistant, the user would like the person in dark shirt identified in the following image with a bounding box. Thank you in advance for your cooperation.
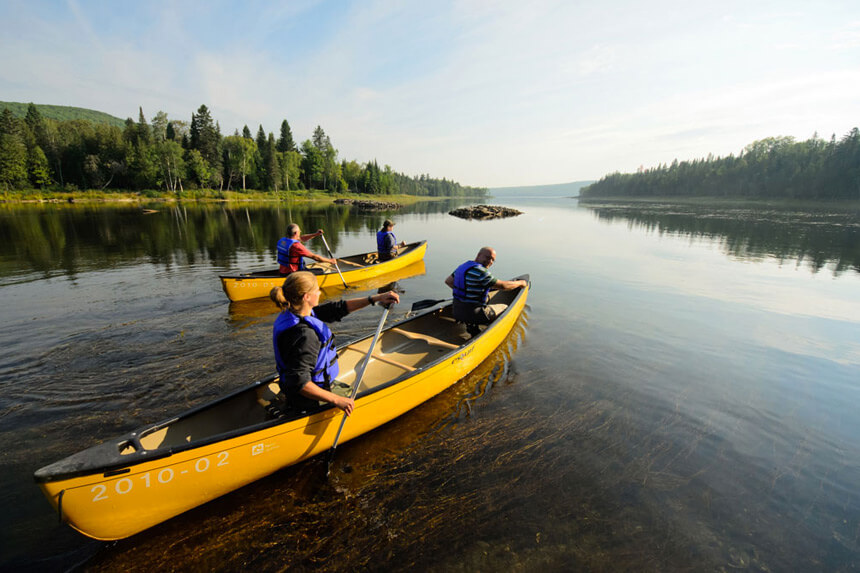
[376,219,407,262]
[444,246,527,329]
[270,271,399,414]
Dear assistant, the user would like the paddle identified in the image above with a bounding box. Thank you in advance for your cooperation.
[325,287,398,477]
[410,298,452,312]
[319,233,348,288]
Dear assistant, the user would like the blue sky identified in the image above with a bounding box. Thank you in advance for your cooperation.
[1,0,858,187]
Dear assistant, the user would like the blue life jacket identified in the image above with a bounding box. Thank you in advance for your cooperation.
[376,230,396,257]
[452,260,490,304]
[272,310,339,389]
[276,237,305,270]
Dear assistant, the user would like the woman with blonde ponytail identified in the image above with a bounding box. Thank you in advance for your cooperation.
[271,271,400,415]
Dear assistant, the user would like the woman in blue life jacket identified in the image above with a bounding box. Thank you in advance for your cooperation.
[376,219,407,262]
[444,246,528,333]
[270,271,400,415]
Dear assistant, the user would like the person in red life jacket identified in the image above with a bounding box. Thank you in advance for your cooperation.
[376,219,406,262]
[444,246,527,333]
[276,223,336,275]
[270,271,400,414]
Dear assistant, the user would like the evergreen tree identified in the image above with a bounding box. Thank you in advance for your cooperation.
[0,108,28,189]
[312,125,330,151]
[277,119,296,153]
[264,133,279,191]
[24,103,47,147]
[301,139,324,190]
[137,107,151,145]
[189,105,221,187]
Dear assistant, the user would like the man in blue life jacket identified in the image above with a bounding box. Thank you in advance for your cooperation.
[444,247,528,334]
[376,219,406,262]
[277,223,336,275]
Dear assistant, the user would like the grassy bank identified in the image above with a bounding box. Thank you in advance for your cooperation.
[0,188,443,206]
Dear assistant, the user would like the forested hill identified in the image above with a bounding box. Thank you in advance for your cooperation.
[489,180,594,197]
[581,130,860,201]
[0,101,125,127]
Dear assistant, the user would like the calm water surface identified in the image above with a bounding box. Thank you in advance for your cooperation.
[1,197,859,571]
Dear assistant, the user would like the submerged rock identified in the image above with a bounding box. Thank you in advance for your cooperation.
[333,198,402,210]
[448,204,523,220]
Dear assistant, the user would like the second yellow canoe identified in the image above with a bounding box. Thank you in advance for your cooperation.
[219,240,428,301]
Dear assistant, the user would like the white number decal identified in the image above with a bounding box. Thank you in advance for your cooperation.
[195,457,210,473]
[89,452,229,503]
[115,478,133,494]
[91,484,108,502]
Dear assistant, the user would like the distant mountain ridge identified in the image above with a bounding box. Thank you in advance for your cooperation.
[488,180,594,197]
[0,101,126,127]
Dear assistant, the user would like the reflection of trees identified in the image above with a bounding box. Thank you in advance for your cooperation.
[585,203,860,275]
[0,200,472,282]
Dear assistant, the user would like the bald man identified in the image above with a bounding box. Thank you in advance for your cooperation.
[444,246,527,333]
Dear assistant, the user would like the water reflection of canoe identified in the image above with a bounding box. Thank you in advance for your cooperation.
[33,277,529,541]
[220,240,428,302]
[226,259,428,326]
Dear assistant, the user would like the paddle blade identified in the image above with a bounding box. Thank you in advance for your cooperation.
[377,280,404,294]
[410,298,450,312]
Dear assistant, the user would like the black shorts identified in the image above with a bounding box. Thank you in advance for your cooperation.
[452,299,496,325]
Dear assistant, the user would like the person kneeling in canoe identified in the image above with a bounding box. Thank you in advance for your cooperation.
[270,271,400,415]
[277,224,337,275]
[444,246,528,334]
[376,219,407,262]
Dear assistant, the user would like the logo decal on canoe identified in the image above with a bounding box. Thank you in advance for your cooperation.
[251,442,278,456]
[451,346,474,364]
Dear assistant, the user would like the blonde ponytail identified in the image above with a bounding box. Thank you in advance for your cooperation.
[269,286,289,310]
[271,271,318,313]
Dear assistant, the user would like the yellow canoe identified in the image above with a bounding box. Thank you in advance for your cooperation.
[225,259,427,326]
[220,240,428,302]
[34,277,530,541]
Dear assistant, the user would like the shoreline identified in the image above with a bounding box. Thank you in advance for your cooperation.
[0,190,467,206]
[577,195,860,211]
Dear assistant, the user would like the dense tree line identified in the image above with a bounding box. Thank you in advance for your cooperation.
[581,130,860,200]
[0,103,487,198]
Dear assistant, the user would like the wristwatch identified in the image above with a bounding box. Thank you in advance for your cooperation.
[367,295,376,306]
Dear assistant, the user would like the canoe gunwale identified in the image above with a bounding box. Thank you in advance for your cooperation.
[34,274,529,485]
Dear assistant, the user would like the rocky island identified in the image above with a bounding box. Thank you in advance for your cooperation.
[448,204,523,220]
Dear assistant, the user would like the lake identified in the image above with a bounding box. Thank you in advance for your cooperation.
[1,197,859,571]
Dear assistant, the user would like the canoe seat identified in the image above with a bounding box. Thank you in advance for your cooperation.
[388,327,460,350]
[256,382,289,419]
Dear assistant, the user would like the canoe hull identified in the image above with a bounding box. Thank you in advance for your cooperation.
[220,241,428,302]
[36,278,528,540]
